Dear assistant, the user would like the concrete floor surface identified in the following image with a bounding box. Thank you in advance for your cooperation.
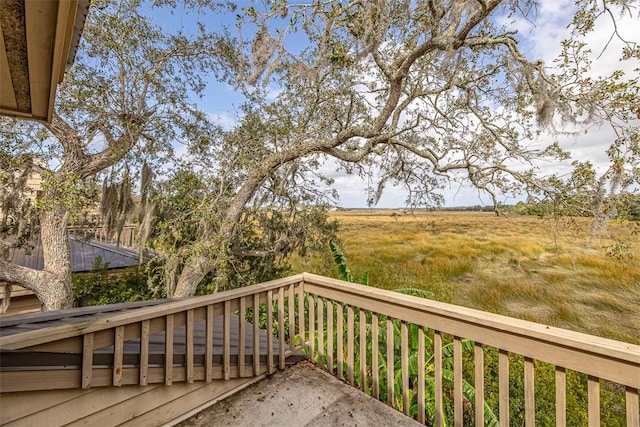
[178,361,422,427]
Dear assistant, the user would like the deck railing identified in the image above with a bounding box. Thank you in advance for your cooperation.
[1,272,639,426]
[302,273,640,427]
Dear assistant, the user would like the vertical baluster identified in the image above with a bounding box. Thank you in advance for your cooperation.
[206,305,213,382]
[626,387,639,427]
[317,297,324,363]
[82,333,94,389]
[347,305,355,384]
[253,293,260,376]
[337,303,344,380]
[297,284,305,350]
[555,366,566,427]
[165,314,174,385]
[113,326,124,386]
[524,357,535,427]
[307,294,315,363]
[360,309,367,392]
[474,342,484,427]
[223,301,230,380]
[140,320,150,386]
[267,290,275,374]
[454,336,462,427]
[372,313,379,400]
[288,285,295,351]
[418,327,425,424]
[588,376,600,427]
[401,321,410,416]
[434,330,443,427]
[238,297,246,377]
[387,318,394,406]
[186,309,194,383]
[499,349,509,427]
[327,300,334,374]
[278,287,285,369]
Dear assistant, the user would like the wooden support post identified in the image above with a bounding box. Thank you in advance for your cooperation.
[206,305,213,382]
[359,309,367,392]
[113,326,124,386]
[186,309,194,383]
[238,297,246,377]
[372,313,379,400]
[82,333,94,389]
[454,336,462,426]
[435,330,443,427]
[165,315,174,385]
[401,321,410,416]
[474,342,484,427]
[387,318,394,406]
[347,305,354,385]
[267,290,275,374]
[253,293,260,376]
[140,320,150,386]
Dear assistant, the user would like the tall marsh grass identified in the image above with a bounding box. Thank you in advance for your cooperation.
[288,211,640,344]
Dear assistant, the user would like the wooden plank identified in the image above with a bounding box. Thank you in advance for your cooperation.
[267,291,274,374]
[588,375,600,427]
[82,333,94,389]
[6,384,160,426]
[317,297,324,360]
[278,287,285,370]
[556,366,566,427]
[0,388,96,424]
[113,326,124,386]
[337,303,344,380]
[205,306,213,382]
[288,284,295,351]
[223,301,231,380]
[347,305,355,384]
[626,387,639,427]
[307,294,314,363]
[327,300,334,374]
[359,309,367,392]
[0,370,82,392]
[139,319,150,386]
[499,349,509,427]
[524,357,535,427]
[475,342,485,427]
[297,284,305,351]
[238,297,246,378]
[114,376,263,427]
[253,293,260,376]
[418,327,426,424]
[454,336,462,427]
[372,313,379,400]
[165,315,174,385]
[401,321,409,415]
[186,309,194,383]
[387,317,394,406]
[435,330,443,427]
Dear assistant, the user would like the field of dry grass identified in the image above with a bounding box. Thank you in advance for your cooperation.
[290,210,640,344]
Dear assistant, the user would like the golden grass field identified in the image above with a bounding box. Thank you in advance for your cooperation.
[290,210,640,344]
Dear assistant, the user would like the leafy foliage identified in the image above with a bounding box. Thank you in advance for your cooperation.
[72,258,160,306]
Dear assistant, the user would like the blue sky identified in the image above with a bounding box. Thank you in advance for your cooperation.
[151,1,637,208]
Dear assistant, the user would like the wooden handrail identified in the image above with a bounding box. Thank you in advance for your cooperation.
[302,272,640,388]
[0,274,304,350]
